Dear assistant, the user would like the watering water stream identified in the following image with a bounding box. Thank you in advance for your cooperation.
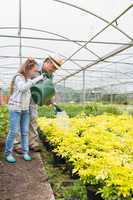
[56,111,70,129]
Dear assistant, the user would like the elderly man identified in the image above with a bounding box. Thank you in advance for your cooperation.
[14,56,64,153]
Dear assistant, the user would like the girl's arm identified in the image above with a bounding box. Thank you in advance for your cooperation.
[15,75,43,92]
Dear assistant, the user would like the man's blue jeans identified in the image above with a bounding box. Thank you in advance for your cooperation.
[5,110,30,156]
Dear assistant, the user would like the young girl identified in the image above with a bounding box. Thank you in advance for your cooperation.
[5,58,44,163]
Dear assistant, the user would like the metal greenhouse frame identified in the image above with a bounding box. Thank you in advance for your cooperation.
[0,0,132,102]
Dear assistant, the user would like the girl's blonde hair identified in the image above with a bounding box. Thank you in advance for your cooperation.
[9,58,37,95]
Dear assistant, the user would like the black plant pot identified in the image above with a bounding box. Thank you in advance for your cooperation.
[52,152,66,165]
[38,129,54,152]
[86,185,103,200]
[38,129,47,143]
[44,141,54,152]
[65,162,80,180]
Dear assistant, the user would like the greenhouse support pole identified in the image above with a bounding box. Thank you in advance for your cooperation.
[18,0,22,65]
[63,80,66,102]
[82,70,86,104]
[95,92,97,102]
[110,86,113,104]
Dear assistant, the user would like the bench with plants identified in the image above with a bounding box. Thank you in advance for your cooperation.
[37,114,133,200]
[0,106,8,151]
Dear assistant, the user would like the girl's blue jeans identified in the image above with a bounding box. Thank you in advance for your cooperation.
[5,110,30,156]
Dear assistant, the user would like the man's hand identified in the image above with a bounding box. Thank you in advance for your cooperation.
[46,100,52,106]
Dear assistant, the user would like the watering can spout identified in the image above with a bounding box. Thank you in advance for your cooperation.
[53,104,63,114]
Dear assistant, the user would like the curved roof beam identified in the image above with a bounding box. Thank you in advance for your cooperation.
[0,26,100,60]
[53,0,133,41]
[22,27,100,59]
[0,63,18,69]
[54,3,133,65]
[55,41,133,83]
[0,44,132,66]
[0,46,133,83]
[0,45,82,74]
[70,59,133,65]
[97,54,133,71]
[0,27,130,45]
[93,80,133,90]
[53,3,133,83]
[0,3,132,77]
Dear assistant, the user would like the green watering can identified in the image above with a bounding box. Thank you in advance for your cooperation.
[31,78,55,106]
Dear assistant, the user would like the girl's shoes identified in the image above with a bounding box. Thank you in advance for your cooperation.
[23,153,32,161]
[5,154,16,163]
[5,153,32,163]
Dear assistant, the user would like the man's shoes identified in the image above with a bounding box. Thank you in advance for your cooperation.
[29,144,42,152]
[14,145,42,154]
[14,147,23,154]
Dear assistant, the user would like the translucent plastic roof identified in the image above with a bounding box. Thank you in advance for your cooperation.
[0,0,132,93]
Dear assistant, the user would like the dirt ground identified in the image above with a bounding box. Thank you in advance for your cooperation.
[0,152,55,200]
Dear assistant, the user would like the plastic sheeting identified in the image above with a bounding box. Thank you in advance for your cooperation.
[0,0,132,93]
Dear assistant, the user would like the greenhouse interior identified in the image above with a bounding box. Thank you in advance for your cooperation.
[0,0,133,200]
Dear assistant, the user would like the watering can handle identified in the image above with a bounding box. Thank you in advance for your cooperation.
[39,72,49,81]
[41,72,46,78]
